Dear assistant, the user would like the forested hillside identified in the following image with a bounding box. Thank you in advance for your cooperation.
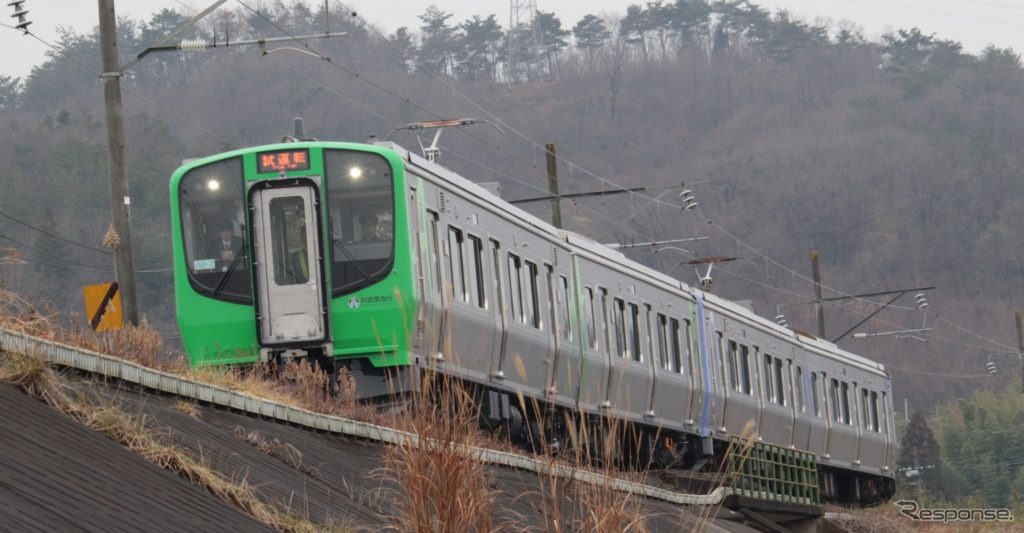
[2,1,1024,501]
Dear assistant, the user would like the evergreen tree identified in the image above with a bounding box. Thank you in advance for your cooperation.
[665,0,711,53]
[899,411,942,495]
[620,5,651,61]
[536,11,570,79]
[0,76,20,111]
[454,15,503,82]
[390,27,416,73]
[417,6,456,77]
[573,14,611,66]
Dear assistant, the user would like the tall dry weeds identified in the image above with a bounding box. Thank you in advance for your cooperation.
[381,368,500,533]
[0,349,328,532]
[509,352,651,532]
[0,287,182,371]
[693,419,759,529]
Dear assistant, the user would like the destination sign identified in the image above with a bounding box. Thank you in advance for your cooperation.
[257,149,310,173]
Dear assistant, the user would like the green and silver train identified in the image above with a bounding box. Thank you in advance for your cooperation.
[171,142,413,388]
[171,137,897,505]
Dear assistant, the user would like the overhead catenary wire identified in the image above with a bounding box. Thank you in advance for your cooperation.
[228,2,659,240]
[714,266,1016,357]
[334,3,976,320]
[239,2,1018,356]
[7,6,1013,360]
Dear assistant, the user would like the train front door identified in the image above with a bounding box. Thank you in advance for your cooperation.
[250,181,328,353]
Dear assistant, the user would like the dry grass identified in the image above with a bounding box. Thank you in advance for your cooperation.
[0,287,375,423]
[0,287,182,372]
[694,419,759,529]
[380,368,503,532]
[525,403,652,532]
[0,349,331,532]
[233,426,323,480]
[1,288,758,531]
[173,399,200,418]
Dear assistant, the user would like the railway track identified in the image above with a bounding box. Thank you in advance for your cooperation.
[0,326,829,531]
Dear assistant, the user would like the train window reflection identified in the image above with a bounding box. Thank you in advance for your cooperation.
[585,288,597,350]
[525,261,540,329]
[178,157,250,303]
[507,254,523,323]
[324,149,394,297]
[269,196,309,286]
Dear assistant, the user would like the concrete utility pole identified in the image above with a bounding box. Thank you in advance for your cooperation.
[545,142,562,229]
[98,0,139,326]
[811,251,825,338]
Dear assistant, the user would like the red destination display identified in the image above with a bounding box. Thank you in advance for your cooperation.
[257,149,310,173]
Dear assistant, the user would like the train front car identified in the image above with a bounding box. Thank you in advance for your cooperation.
[170,143,415,391]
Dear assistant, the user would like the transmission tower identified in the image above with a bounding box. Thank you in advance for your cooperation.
[507,0,542,82]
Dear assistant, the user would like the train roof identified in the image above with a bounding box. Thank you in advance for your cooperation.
[377,141,888,377]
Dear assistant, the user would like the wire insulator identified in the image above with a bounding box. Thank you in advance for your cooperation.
[179,39,210,52]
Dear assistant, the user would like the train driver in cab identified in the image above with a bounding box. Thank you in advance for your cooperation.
[358,212,382,242]
[215,219,244,262]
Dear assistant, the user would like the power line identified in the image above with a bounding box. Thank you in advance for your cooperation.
[253,2,1018,358]
[11,5,1013,361]
[0,231,108,270]
[0,209,111,254]
[713,266,1016,357]
[226,4,657,241]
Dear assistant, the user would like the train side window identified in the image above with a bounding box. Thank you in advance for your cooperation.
[628,303,642,362]
[427,215,442,296]
[870,391,880,432]
[841,381,851,424]
[716,332,725,383]
[600,288,610,353]
[830,378,841,422]
[726,340,739,391]
[880,392,889,435]
[763,353,774,402]
[795,365,806,413]
[811,372,820,417]
[490,239,501,312]
[773,357,785,405]
[507,254,522,323]
[525,260,540,329]
[681,319,692,375]
[613,298,626,359]
[656,314,669,371]
[466,234,485,308]
[559,275,572,341]
[739,345,752,394]
[446,227,466,302]
[860,389,869,430]
[585,287,598,350]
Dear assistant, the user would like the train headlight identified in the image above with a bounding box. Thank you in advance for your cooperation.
[348,167,363,180]
[206,179,220,192]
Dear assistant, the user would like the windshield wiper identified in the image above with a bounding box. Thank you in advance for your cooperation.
[331,239,377,286]
[212,249,246,297]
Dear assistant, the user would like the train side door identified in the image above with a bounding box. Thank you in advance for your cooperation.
[250,181,328,347]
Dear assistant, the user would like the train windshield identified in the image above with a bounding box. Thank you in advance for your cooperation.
[324,149,395,296]
[178,157,252,303]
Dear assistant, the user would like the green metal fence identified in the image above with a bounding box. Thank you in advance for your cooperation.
[727,436,820,505]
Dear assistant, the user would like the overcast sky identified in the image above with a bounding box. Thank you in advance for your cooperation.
[3,0,1024,79]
